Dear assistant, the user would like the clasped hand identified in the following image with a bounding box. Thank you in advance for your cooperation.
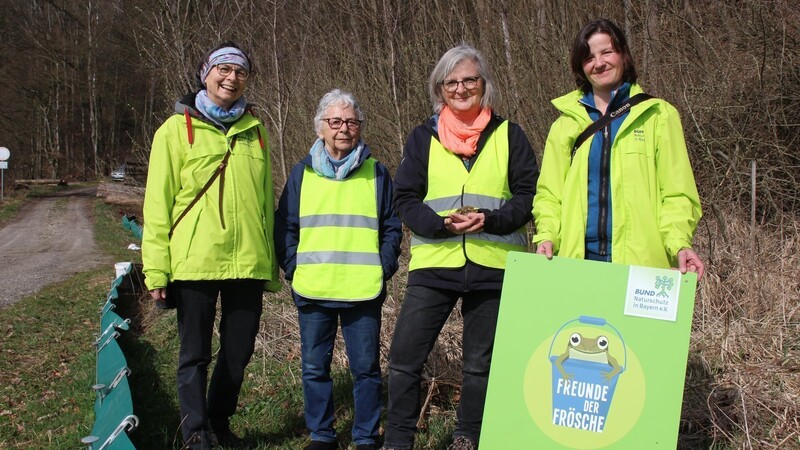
[444,211,485,234]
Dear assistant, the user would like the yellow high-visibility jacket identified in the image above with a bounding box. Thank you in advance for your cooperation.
[142,99,280,291]
[533,84,702,268]
[292,160,383,301]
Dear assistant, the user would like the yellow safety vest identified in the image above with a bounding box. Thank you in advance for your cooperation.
[410,121,527,271]
[292,159,383,301]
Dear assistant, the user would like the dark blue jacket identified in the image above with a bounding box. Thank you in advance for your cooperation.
[275,147,403,306]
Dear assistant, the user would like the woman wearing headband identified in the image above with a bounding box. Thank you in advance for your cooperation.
[142,41,280,450]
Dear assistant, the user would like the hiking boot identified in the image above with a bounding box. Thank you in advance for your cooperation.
[303,440,338,450]
[184,431,213,450]
[210,428,246,449]
[355,445,380,450]
[447,436,476,450]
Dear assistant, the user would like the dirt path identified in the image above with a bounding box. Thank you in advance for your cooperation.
[0,188,111,308]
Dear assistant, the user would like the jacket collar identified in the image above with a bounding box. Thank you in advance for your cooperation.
[175,91,259,137]
[551,83,655,127]
[299,144,373,177]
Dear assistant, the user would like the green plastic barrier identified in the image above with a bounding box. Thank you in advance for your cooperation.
[81,431,136,450]
[83,215,142,449]
[110,275,125,291]
[100,310,130,337]
[100,300,116,317]
[95,340,131,409]
[84,376,139,449]
[122,215,143,242]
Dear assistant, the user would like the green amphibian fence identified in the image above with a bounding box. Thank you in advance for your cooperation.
[122,215,143,242]
[82,216,143,449]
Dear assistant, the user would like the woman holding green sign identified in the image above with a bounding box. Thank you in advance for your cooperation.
[533,19,705,279]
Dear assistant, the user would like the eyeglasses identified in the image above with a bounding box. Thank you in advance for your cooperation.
[322,117,362,130]
[441,76,481,92]
[215,64,249,81]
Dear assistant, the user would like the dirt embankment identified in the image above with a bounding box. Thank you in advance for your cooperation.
[0,187,111,308]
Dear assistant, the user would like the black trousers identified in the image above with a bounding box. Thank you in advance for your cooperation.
[384,285,500,448]
[173,279,264,445]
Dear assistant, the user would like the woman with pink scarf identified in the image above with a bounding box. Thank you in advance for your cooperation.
[382,44,539,450]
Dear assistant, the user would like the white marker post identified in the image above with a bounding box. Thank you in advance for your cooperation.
[0,147,9,201]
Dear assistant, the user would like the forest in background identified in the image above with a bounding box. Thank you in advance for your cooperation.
[1,0,798,219]
[1,0,798,448]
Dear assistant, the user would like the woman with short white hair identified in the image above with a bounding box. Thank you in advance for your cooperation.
[275,88,402,450]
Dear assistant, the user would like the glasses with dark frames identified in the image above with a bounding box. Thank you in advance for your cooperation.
[441,76,481,92]
[322,117,362,130]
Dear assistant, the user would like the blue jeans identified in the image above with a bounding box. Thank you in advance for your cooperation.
[297,300,382,445]
[384,285,500,449]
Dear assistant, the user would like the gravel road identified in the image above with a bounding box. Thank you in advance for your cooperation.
[0,187,111,308]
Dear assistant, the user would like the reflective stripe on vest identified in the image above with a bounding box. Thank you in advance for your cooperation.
[292,159,383,301]
[409,121,527,271]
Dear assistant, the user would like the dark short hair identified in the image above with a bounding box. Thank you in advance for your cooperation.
[569,19,637,92]
[194,41,254,90]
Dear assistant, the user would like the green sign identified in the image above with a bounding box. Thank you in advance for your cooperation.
[481,253,697,449]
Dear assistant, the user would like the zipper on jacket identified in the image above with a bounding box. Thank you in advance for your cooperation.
[460,185,470,292]
[598,125,611,256]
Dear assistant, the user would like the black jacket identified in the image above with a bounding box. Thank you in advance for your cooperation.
[393,112,539,292]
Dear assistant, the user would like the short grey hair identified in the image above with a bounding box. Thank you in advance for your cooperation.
[427,44,495,114]
[313,89,365,134]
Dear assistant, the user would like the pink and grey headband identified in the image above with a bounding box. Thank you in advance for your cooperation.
[200,47,250,86]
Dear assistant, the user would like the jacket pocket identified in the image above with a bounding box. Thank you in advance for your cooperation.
[170,204,204,262]
[234,130,266,161]
[619,128,651,156]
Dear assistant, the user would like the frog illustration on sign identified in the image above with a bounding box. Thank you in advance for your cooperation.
[554,332,622,381]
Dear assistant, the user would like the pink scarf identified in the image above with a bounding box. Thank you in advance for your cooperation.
[437,106,492,158]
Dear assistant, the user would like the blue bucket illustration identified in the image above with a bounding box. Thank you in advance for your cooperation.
[547,316,626,433]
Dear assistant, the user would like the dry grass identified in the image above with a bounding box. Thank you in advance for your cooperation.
[682,209,800,449]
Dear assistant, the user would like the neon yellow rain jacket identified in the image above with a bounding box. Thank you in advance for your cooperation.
[533,84,702,269]
[142,103,280,291]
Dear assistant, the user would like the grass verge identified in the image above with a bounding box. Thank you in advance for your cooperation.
[0,195,25,227]
[0,269,111,448]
